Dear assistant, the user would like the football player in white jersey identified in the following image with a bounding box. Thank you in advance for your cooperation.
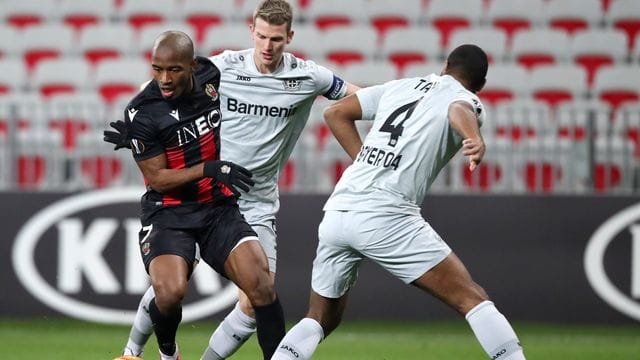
[271,45,527,360]
[109,1,358,359]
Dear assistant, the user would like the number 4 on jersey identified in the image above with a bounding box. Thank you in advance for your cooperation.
[379,97,422,147]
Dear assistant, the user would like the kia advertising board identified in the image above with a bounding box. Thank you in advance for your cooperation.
[2,190,639,324]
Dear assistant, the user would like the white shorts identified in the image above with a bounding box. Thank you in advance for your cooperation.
[238,199,278,272]
[312,210,452,298]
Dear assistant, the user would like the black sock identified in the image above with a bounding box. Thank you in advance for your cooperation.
[148,298,182,356]
[254,296,286,360]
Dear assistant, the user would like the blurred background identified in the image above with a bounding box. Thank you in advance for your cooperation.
[0,0,638,193]
[1,1,639,357]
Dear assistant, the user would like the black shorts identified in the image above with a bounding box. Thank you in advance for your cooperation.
[138,202,257,278]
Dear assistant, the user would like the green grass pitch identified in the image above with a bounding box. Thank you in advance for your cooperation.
[2,318,639,359]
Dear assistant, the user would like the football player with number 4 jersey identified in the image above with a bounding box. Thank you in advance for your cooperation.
[271,45,527,360]
[107,1,358,359]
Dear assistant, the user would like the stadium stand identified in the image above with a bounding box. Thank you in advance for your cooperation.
[0,0,637,194]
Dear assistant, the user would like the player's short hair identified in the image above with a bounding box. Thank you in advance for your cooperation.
[154,30,195,62]
[445,44,488,93]
[254,0,293,32]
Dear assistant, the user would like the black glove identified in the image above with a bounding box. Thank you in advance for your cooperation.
[203,160,255,196]
[103,119,132,150]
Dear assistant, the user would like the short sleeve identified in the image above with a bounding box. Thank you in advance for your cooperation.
[125,108,164,161]
[355,84,386,120]
[310,62,347,100]
[450,93,485,127]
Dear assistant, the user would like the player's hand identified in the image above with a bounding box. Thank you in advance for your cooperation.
[103,119,132,150]
[203,160,255,196]
[462,138,485,172]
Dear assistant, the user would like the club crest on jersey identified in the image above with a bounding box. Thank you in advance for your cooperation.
[205,83,219,101]
[283,79,302,91]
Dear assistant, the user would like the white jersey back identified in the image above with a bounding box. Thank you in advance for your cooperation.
[210,49,346,221]
[324,74,485,215]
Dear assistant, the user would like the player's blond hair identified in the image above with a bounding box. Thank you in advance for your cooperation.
[254,0,293,32]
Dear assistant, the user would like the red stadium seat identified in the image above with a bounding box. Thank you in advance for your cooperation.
[340,61,398,87]
[478,64,529,107]
[607,0,640,51]
[592,137,634,192]
[570,29,628,86]
[381,28,441,74]
[528,65,588,108]
[31,59,90,98]
[94,58,150,104]
[118,0,177,32]
[366,0,423,38]
[286,25,322,60]
[58,0,115,32]
[78,24,135,66]
[318,26,377,67]
[612,102,640,157]
[592,65,640,110]
[202,24,253,57]
[20,24,75,72]
[487,0,545,43]
[0,0,56,30]
[0,59,28,96]
[448,27,508,64]
[0,25,22,59]
[427,0,484,48]
[306,0,366,31]
[555,100,613,142]
[181,0,234,44]
[510,29,571,70]
[493,99,553,143]
[544,0,603,35]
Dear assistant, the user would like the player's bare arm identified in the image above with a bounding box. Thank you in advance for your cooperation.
[448,100,485,171]
[136,153,205,194]
[344,82,361,97]
[324,93,364,160]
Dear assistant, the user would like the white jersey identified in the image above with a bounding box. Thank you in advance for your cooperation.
[210,49,347,222]
[324,74,485,215]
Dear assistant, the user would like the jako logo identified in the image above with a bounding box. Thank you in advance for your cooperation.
[584,202,640,321]
[12,187,238,324]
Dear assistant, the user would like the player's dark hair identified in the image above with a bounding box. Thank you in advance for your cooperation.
[445,44,488,93]
[254,0,293,31]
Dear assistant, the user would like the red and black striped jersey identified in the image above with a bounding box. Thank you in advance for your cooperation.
[124,56,234,227]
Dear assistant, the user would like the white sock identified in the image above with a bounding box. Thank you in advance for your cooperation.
[271,318,324,360]
[201,302,257,359]
[159,343,179,360]
[123,286,155,356]
[465,301,526,360]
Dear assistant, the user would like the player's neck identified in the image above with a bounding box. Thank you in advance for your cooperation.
[253,53,283,74]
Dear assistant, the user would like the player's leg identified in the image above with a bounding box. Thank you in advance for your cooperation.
[271,290,350,360]
[202,222,277,359]
[272,210,360,360]
[119,285,155,358]
[413,253,526,360]
[223,239,284,360]
[119,246,201,358]
[141,226,196,360]
[148,254,190,359]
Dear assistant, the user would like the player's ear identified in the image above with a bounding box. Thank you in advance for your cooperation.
[287,30,294,44]
[191,58,197,72]
[440,61,448,76]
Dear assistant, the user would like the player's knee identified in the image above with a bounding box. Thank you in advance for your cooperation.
[243,279,276,307]
[153,279,188,310]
